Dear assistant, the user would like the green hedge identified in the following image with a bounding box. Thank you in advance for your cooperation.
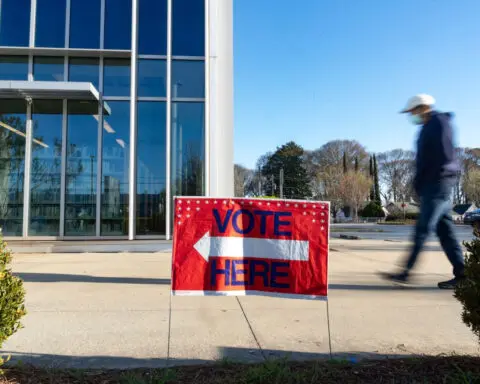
[386,212,420,222]
[455,229,480,344]
[360,202,385,218]
[0,236,26,367]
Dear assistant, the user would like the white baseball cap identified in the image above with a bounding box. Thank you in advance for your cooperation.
[400,94,435,113]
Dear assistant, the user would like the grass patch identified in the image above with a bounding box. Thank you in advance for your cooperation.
[1,356,480,383]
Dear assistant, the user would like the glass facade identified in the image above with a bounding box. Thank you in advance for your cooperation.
[0,0,207,238]
[30,100,63,235]
[33,57,64,81]
[35,0,67,48]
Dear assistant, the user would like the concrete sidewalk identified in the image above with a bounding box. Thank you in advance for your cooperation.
[1,238,478,369]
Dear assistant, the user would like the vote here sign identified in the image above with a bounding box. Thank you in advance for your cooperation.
[171,197,329,300]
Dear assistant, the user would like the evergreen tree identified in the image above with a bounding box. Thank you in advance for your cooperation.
[373,155,381,205]
[261,141,312,199]
[369,156,375,201]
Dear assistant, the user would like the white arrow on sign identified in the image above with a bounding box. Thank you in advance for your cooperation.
[194,232,310,262]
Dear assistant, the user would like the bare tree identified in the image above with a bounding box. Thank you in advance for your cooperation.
[338,171,372,219]
[234,164,250,197]
[377,149,415,203]
[463,168,480,205]
[304,140,368,216]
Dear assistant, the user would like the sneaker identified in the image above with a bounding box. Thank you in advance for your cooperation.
[378,271,410,286]
[437,277,465,290]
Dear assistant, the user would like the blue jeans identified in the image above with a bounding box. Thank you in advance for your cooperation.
[405,181,465,278]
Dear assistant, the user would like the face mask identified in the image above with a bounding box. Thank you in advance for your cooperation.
[409,114,423,125]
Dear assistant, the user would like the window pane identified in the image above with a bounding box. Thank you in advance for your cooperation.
[33,57,64,81]
[138,59,166,97]
[0,56,28,80]
[136,102,166,235]
[0,0,31,47]
[30,100,63,236]
[101,101,130,236]
[103,59,130,96]
[69,58,100,90]
[172,0,204,56]
[171,61,205,98]
[138,0,167,55]
[65,101,98,236]
[0,100,27,236]
[69,0,100,49]
[35,0,66,48]
[105,0,131,50]
[171,102,205,197]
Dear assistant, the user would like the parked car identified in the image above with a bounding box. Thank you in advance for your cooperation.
[464,208,480,229]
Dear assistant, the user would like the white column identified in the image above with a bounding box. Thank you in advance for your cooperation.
[208,0,234,197]
[128,0,139,240]
[22,101,33,238]
[165,0,172,240]
[204,0,211,196]
[60,100,67,237]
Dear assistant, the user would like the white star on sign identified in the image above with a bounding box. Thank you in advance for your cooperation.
[313,219,316,223]
[196,207,200,211]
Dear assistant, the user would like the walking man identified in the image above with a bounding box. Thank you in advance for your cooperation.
[382,94,465,289]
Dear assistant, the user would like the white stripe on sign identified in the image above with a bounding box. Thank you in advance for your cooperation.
[194,232,309,262]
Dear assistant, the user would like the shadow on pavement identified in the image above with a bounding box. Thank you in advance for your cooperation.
[15,272,171,285]
[1,348,413,370]
[328,283,441,291]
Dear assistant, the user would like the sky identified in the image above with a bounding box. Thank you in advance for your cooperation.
[233,0,480,169]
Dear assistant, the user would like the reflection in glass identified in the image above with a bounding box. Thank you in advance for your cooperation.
[0,56,28,80]
[30,100,63,236]
[69,58,100,90]
[172,0,204,56]
[0,0,31,47]
[171,102,205,198]
[171,61,205,98]
[35,0,66,48]
[138,0,167,55]
[104,59,131,96]
[65,101,98,236]
[0,100,27,236]
[101,101,130,235]
[138,60,166,97]
[136,102,166,235]
[33,57,65,81]
[105,0,132,50]
[69,0,100,49]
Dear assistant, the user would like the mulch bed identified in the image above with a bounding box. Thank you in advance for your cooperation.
[1,356,480,384]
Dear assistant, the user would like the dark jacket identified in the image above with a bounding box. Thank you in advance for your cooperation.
[414,111,460,195]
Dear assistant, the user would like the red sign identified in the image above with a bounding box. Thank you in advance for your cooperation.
[171,197,329,300]
[172,197,330,299]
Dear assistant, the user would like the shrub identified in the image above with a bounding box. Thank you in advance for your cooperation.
[385,212,419,222]
[360,202,385,218]
[0,234,27,366]
[455,229,480,344]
